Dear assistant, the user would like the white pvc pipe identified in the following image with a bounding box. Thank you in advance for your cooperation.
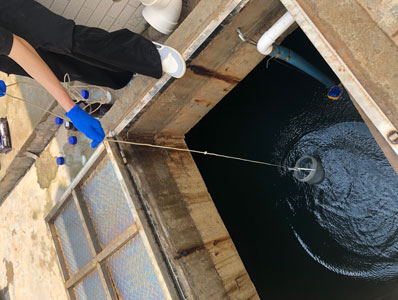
[257,11,295,55]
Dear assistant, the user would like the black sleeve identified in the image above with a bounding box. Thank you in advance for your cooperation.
[0,26,13,56]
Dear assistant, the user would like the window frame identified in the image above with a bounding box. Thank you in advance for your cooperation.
[0,286,10,300]
[45,140,176,300]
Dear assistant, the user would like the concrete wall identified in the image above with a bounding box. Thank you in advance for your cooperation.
[0,75,64,203]
[0,126,78,300]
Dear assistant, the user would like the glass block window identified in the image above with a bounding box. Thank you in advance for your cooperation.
[108,235,166,300]
[74,271,108,300]
[46,142,175,300]
[54,198,93,277]
[80,159,134,248]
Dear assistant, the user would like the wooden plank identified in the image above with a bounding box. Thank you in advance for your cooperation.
[99,15,115,31]
[123,142,228,300]
[97,264,116,300]
[48,223,72,294]
[128,0,286,136]
[45,144,105,222]
[50,0,68,15]
[75,6,95,26]
[67,289,77,300]
[120,138,260,300]
[355,0,398,47]
[37,0,54,9]
[109,4,138,32]
[72,189,102,255]
[104,139,179,300]
[66,260,97,289]
[86,0,113,27]
[350,96,398,173]
[281,0,398,163]
[105,0,128,19]
[62,0,85,20]
[45,193,73,223]
[96,223,138,262]
[107,0,250,136]
[163,140,260,300]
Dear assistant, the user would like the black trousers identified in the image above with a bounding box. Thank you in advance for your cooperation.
[0,25,162,89]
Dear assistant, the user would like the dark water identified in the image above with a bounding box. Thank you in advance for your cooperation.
[186,29,398,300]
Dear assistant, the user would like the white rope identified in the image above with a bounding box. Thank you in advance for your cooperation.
[62,74,110,115]
[107,139,314,172]
[5,73,111,119]
[4,92,67,120]
[3,76,314,172]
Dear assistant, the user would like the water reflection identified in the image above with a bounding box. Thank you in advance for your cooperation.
[281,122,398,280]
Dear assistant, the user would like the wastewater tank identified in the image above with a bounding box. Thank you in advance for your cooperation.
[186,28,398,300]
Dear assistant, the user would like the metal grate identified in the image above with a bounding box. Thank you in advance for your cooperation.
[80,158,135,248]
[54,198,93,276]
[74,271,108,300]
[107,234,166,300]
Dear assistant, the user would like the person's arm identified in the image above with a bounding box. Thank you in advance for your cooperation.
[8,34,75,111]
[7,34,105,147]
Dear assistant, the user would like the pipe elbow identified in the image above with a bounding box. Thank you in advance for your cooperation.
[257,11,295,55]
[257,32,274,55]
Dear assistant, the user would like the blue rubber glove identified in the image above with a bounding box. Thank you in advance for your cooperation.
[0,80,7,97]
[66,105,105,148]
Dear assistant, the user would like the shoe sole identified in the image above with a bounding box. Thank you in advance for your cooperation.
[153,42,186,78]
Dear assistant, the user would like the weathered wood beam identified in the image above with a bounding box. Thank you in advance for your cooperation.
[104,139,179,300]
[127,0,290,137]
[119,137,260,300]
[101,0,253,136]
[281,0,398,172]
[72,189,102,255]
[45,146,105,223]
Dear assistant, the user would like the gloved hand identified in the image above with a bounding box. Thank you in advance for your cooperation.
[66,104,105,148]
[0,80,6,97]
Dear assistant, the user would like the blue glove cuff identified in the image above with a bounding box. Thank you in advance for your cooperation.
[65,104,80,119]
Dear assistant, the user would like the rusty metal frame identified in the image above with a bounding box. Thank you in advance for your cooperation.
[45,142,178,300]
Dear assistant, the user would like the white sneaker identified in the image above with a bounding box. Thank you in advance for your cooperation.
[153,42,186,78]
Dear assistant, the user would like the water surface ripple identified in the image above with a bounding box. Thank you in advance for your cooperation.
[281,121,398,280]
